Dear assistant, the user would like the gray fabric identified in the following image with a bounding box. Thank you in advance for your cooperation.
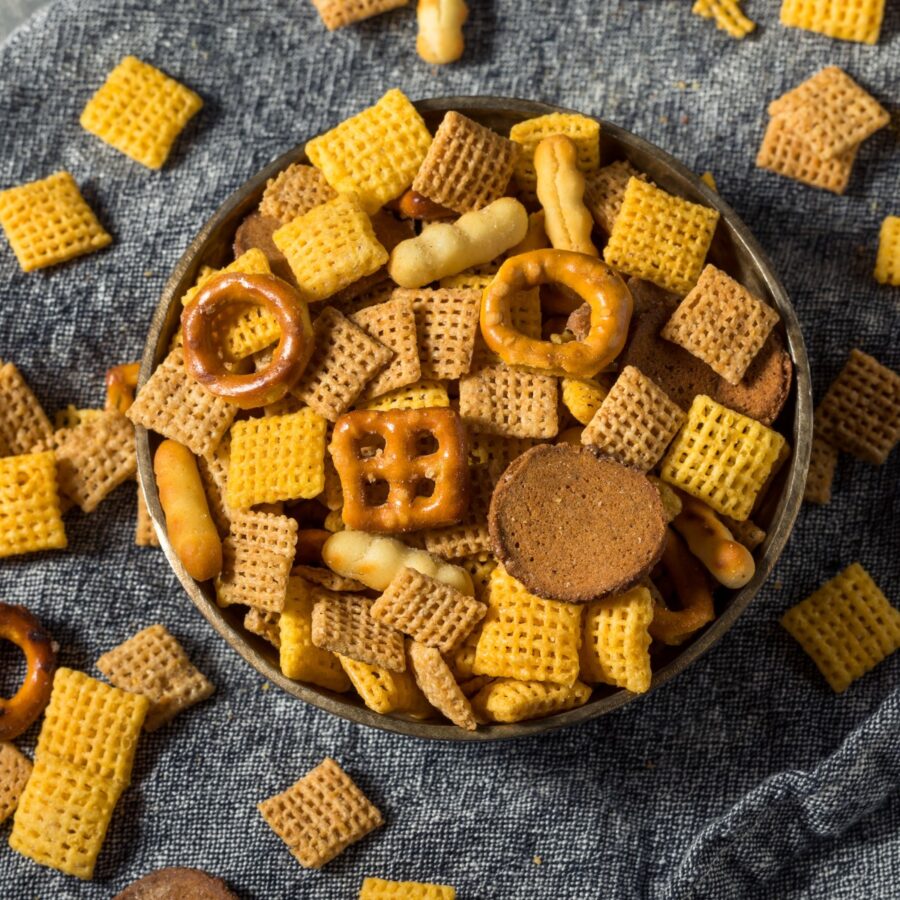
[0,1,898,897]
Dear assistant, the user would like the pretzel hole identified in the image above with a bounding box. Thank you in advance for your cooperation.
[356,434,386,459]
[0,639,26,699]
[363,480,390,506]
[413,431,439,457]
[415,478,436,499]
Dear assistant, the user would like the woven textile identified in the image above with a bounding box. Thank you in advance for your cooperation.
[0,1,898,897]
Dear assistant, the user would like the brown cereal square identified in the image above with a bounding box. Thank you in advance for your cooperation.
[407,641,476,730]
[0,361,52,456]
[259,163,337,223]
[0,742,32,825]
[583,160,647,234]
[135,485,159,547]
[310,0,408,31]
[804,433,839,505]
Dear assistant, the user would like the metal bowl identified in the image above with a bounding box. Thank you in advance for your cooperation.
[135,96,813,741]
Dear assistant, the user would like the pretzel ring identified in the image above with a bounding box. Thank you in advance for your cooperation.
[481,249,632,378]
[182,272,314,409]
[0,603,57,741]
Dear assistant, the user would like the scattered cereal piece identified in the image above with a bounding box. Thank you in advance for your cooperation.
[581,366,684,471]
[471,678,591,723]
[804,433,839,504]
[306,89,432,212]
[781,563,900,692]
[661,265,780,386]
[660,394,787,521]
[360,877,456,899]
[579,586,654,693]
[692,0,756,39]
[258,758,383,868]
[227,408,327,508]
[874,216,900,286]
[95,625,214,732]
[80,56,202,169]
[259,163,337,224]
[351,295,422,399]
[603,178,719,295]
[311,0,409,31]
[0,362,52,456]
[412,111,517,214]
[0,742,31,825]
[338,655,431,715]
[407,641,476,730]
[815,349,900,464]
[0,451,67,558]
[0,171,111,272]
[583,160,647,234]
[779,0,884,45]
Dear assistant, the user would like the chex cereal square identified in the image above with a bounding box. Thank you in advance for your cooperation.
[407,641,476,731]
[0,171,111,272]
[357,379,449,412]
[351,295,422,399]
[804,433,838,505]
[259,163,337,223]
[693,0,757,38]
[0,742,32,825]
[0,451,67,558]
[583,160,647,234]
[561,377,608,426]
[311,0,408,31]
[779,0,884,45]
[0,361,52,455]
[359,877,456,899]
[471,678,591,724]
[874,216,900,287]
[338,655,431,716]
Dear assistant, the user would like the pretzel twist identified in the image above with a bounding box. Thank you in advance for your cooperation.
[181,272,313,409]
[105,361,141,413]
[480,249,632,378]
[535,135,597,256]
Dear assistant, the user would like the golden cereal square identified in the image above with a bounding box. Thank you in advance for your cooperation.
[36,668,149,788]
[360,877,457,899]
[280,577,352,693]
[227,408,327,508]
[815,349,900,464]
[9,754,121,880]
[660,394,787,521]
[603,178,719,295]
[305,90,433,213]
[338,655,431,716]
[661,264,780,385]
[874,216,900,287]
[95,625,214,732]
[471,678,592,724]
[473,566,583,686]
[781,563,900,692]
[509,113,601,195]
[0,361,52,456]
[0,171,111,272]
[80,56,203,169]
[779,0,884,44]
[275,196,387,303]
[579,586,654,692]
[311,0,408,31]
[561,377,608,426]
[0,742,31,825]
[0,451,67,558]
[180,247,272,308]
[356,379,449,412]
[258,757,383,868]
[692,0,757,38]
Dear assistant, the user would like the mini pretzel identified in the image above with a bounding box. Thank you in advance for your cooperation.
[0,603,57,741]
[672,493,756,589]
[330,407,469,533]
[417,0,469,65]
[481,249,633,378]
[649,528,716,646]
[105,361,141,413]
[534,135,597,256]
[396,189,455,221]
[182,272,314,409]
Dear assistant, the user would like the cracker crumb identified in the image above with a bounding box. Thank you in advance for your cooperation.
[262,681,271,691]
[533,855,543,865]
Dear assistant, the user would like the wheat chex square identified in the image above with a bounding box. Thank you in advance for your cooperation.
[311,0,408,30]
[583,160,647,234]
[259,163,337,223]
[804,433,838,505]
[0,742,32,825]
[0,361,52,455]
[407,641,476,730]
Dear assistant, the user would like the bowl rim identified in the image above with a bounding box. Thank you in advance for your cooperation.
[135,95,813,742]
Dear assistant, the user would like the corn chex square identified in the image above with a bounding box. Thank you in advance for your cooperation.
[260,163,337,223]
[180,247,271,306]
[9,754,121,880]
[781,563,900,692]
[779,0,884,45]
[412,111,518,214]
[579,586,654,693]
[407,641,476,731]
[280,577,352,693]
[603,178,719,295]
[509,112,601,195]
[874,216,900,287]
[312,589,406,671]
[660,394,787,521]
[351,295,422,399]
[371,567,487,654]
[293,307,393,421]
[692,0,756,38]
[338,655,431,716]
[467,434,541,474]
[356,379,449,412]
[0,361,52,456]
[0,451,67,558]
[0,742,32,825]
[227,408,327,508]
[311,0,408,31]
[581,366,684,471]
[583,160,647,234]
[127,348,237,457]
[305,89,432,213]
[459,363,558,439]
[804,433,838,505]
[360,877,456,899]
[561,377,608,426]
[471,678,592,724]
[661,264,780,385]
[756,115,857,195]
[36,668,149,788]
[95,625,214,732]
[80,56,202,168]
[49,410,136,513]
[274,194,388,302]
[768,67,889,161]
[216,510,297,612]
[0,171,111,272]
[473,566,583,685]
[814,349,900,464]
[423,464,496,559]
[258,757,383,868]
